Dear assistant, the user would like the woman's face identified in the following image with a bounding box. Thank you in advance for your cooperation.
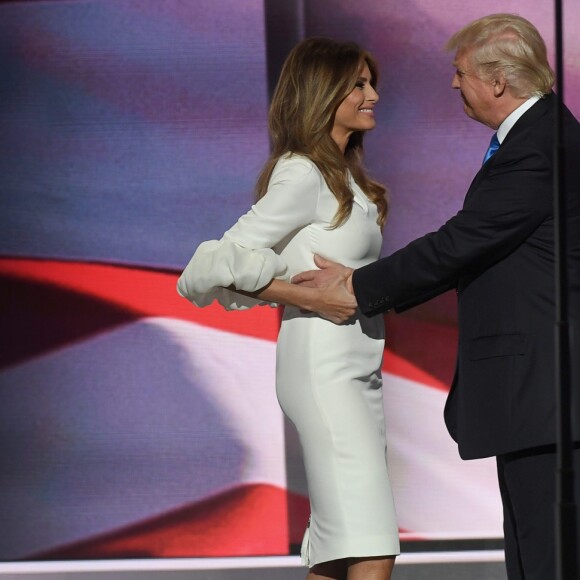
[331,63,379,151]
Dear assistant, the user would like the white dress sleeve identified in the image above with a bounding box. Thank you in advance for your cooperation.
[177,156,321,310]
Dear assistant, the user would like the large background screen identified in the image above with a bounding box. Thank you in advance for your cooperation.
[1,0,579,561]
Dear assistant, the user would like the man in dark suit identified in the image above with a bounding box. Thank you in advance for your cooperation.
[294,14,580,580]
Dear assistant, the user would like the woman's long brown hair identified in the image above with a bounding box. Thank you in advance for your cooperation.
[255,37,388,229]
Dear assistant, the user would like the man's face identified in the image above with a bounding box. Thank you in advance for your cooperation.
[451,48,498,129]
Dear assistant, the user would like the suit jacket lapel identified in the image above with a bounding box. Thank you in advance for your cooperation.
[463,94,554,205]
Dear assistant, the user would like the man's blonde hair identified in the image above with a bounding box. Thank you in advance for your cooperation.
[446,13,554,98]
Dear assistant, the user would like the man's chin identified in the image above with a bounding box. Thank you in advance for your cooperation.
[463,106,481,124]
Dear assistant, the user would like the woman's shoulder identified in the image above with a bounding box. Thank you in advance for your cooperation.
[273,153,322,178]
[269,154,326,196]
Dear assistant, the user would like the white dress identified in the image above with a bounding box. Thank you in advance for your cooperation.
[177,154,400,566]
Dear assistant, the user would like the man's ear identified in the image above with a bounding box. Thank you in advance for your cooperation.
[493,74,507,97]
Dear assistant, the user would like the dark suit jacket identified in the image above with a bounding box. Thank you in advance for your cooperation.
[354,94,580,459]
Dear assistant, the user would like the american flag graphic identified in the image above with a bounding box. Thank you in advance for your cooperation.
[0,258,501,559]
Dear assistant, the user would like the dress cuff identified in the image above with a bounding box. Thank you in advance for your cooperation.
[176,239,288,310]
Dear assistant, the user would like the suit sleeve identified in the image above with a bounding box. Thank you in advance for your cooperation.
[354,146,553,316]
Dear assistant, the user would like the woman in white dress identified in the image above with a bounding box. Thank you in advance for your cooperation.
[177,38,399,580]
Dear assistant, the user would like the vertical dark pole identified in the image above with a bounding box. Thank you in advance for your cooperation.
[264,0,305,99]
[553,1,577,579]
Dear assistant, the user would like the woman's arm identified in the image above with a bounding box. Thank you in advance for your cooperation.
[178,157,355,316]
[234,276,357,324]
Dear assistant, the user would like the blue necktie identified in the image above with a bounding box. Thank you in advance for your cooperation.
[482,133,500,165]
